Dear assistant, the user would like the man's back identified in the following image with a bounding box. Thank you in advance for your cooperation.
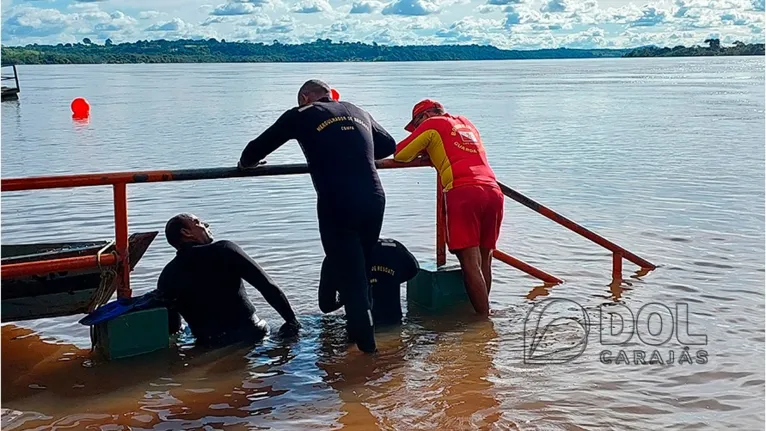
[370,238,419,286]
[318,237,419,323]
[369,238,419,324]
[240,98,396,209]
[238,86,395,353]
[157,241,263,341]
[395,113,497,191]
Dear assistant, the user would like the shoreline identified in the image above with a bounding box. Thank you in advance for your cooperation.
[3,54,764,67]
[3,39,762,66]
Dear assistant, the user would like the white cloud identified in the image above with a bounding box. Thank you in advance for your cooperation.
[502,4,545,27]
[629,5,668,26]
[404,15,443,28]
[146,18,189,31]
[477,0,524,14]
[93,11,137,32]
[1,0,764,48]
[3,8,71,38]
[365,27,422,43]
[202,16,229,25]
[350,0,383,13]
[435,16,504,43]
[720,10,749,24]
[382,0,442,16]
[532,22,566,29]
[242,14,272,26]
[138,10,163,20]
[292,0,332,13]
[211,2,265,15]
[68,2,102,11]
[329,21,352,31]
[235,14,295,38]
[488,0,522,5]
[541,0,569,13]
[599,4,645,24]
[562,25,610,46]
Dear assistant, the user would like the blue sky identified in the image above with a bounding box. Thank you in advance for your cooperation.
[1,0,763,48]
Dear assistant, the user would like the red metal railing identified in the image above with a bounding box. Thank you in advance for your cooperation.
[1,159,655,297]
[434,172,563,284]
[0,253,118,279]
[494,181,657,280]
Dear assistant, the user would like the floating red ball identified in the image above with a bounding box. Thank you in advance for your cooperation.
[71,97,90,119]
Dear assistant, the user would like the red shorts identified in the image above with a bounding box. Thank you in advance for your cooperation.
[444,184,504,252]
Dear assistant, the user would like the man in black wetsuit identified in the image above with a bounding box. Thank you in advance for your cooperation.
[155,213,301,346]
[238,79,396,353]
[319,238,419,326]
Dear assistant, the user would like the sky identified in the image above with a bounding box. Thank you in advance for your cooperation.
[1,0,764,49]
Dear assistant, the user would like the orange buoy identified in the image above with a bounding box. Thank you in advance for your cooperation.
[71,97,90,119]
[330,89,340,101]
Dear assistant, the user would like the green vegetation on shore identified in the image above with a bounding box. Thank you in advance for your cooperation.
[624,38,765,57]
[0,38,629,64]
[1,38,762,65]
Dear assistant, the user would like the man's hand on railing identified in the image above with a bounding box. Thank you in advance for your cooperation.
[237,160,267,170]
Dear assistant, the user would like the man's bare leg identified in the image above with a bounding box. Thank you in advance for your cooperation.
[480,247,493,295]
[455,247,489,316]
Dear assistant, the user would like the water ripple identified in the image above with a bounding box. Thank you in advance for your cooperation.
[2,57,764,430]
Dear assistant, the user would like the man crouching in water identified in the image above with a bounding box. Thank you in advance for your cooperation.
[319,238,419,327]
[155,213,301,346]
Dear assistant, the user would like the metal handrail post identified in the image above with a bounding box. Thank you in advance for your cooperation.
[113,183,131,298]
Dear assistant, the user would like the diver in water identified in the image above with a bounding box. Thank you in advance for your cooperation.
[154,213,301,346]
[318,237,420,327]
[238,79,397,353]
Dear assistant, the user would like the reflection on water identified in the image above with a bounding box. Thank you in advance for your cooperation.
[316,314,502,429]
[2,57,765,429]
[2,315,504,430]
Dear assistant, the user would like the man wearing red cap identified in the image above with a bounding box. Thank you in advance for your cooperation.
[393,99,503,316]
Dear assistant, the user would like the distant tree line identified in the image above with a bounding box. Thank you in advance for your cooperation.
[0,38,631,65]
[1,38,762,65]
[623,38,764,57]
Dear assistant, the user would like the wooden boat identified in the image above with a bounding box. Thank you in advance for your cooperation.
[1,231,158,322]
[1,64,20,101]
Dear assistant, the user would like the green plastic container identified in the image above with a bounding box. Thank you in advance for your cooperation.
[93,307,170,360]
[406,262,470,313]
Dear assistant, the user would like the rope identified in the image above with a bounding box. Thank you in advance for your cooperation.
[86,241,120,354]
[87,240,119,313]
[89,263,118,311]
[96,240,115,272]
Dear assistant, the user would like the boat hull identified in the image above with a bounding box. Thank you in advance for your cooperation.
[1,231,158,322]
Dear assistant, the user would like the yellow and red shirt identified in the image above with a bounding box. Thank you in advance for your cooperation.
[394,114,497,192]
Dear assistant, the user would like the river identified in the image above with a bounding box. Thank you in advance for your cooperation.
[1,57,764,430]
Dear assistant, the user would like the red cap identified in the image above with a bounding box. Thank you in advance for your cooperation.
[404,99,444,132]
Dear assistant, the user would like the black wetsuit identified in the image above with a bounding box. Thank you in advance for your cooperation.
[239,97,396,352]
[155,240,297,346]
[319,238,419,326]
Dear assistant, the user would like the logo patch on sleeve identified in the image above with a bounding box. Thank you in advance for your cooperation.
[458,130,478,143]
